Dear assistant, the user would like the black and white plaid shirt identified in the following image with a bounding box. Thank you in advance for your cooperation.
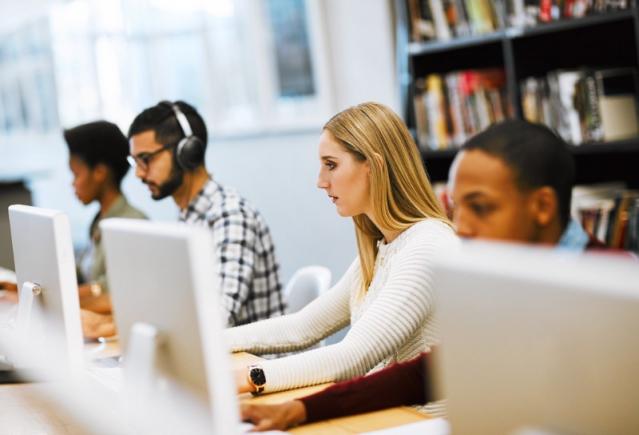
[179,178,285,326]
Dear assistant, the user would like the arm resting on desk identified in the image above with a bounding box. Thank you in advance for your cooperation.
[241,352,434,431]
[301,351,433,423]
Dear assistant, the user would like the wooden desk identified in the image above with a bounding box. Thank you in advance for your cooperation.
[0,346,429,434]
[234,352,429,434]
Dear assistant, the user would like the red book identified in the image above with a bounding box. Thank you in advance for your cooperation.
[539,0,553,22]
[563,0,575,18]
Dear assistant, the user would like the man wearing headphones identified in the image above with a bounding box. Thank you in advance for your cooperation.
[128,101,285,326]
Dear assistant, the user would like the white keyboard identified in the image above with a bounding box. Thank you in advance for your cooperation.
[86,363,123,392]
[84,359,285,434]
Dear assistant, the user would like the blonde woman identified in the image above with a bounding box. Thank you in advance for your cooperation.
[227,102,458,396]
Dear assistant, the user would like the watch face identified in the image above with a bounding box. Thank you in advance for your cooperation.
[250,367,266,386]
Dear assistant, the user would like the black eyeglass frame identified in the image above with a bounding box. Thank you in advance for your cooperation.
[128,143,174,170]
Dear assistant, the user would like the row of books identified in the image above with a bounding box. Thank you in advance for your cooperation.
[521,67,639,145]
[407,0,633,42]
[573,184,639,252]
[509,0,634,27]
[408,0,503,41]
[413,69,512,150]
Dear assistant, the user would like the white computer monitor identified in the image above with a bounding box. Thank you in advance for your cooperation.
[101,218,242,435]
[5,205,83,375]
[434,242,639,435]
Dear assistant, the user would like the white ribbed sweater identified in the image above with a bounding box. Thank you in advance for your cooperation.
[223,219,459,393]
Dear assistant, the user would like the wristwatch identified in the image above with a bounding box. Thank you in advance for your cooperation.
[247,364,266,394]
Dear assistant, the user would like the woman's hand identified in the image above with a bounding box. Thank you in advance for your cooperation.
[234,367,254,394]
[241,401,307,431]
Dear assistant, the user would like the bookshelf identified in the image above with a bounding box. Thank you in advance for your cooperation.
[396,2,639,188]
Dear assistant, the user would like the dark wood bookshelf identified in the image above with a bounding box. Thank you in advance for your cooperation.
[396,1,639,188]
[570,138,639,155]
[407,9,635,55]
[408,31,506,56]
[420,139,639,187]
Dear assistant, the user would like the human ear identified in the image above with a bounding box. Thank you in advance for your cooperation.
[92,163,110,184]
[531,186,558,227]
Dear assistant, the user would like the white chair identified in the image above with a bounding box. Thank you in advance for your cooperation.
[284,266,331,314]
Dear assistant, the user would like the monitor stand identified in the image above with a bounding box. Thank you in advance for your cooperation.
[16,281,42,342]
[121,322,214,434]
[123,322,164,400]
[0,281,45,383]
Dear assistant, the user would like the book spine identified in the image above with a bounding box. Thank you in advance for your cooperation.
[413,79,430,150]
[509,0,527,26]
[584,72,604,142]
[430,0,453,40]
[446,73,466,146]
[539,0,553,21]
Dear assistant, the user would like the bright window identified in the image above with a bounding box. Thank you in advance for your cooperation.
[0,0,333,136]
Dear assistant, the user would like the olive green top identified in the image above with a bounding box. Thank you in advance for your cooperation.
[78,194,147,292]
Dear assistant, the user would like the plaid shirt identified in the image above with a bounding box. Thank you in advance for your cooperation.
[179,178,284,326]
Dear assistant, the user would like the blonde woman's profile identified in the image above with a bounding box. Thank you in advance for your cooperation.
[225,102,459,400]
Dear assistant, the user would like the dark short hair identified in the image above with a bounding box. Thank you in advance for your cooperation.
[127,100,208,152]
[63,120,130,187]
[461,119,576,229]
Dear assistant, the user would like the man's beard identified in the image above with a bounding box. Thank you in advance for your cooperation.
[149,162,184,200]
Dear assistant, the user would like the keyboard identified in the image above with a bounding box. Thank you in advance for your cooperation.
[85,357,124,392]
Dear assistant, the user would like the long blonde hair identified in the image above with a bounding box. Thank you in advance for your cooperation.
[323,102,450,293]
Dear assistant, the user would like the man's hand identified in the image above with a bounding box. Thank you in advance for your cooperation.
[241,401,307,431]
[79,292,112,314]
[80,309,116,340]
[0,281,18,303]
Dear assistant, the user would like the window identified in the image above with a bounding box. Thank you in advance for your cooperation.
[47,0,333,135]
[0,18,59,134]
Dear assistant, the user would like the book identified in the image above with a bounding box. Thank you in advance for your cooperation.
[596,68,639,141]
[571,183,639,252]
[626,197,639,252]
[408,0,436,41]
[521,67,639,145]
[547,70,583,144]
[413,68,510,150]
[426,74,450,149]
[573,70,605,142]
[430,0,453,40]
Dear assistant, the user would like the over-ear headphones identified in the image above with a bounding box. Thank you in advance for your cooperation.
[169,103,205,171]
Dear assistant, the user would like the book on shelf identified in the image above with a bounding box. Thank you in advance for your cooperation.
[597,68,639,141]
[408,0,436,41]
[407,0,503,42]
[507,0,633,28]
[407,0,635,42]
[573,70,605,143]
[431,0,452,40]
[572,183,639,251]
[413,69,511,151]
[521,67,639,145]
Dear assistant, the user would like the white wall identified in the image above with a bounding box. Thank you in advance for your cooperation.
[2,0,399,284]
[324,0,399,112]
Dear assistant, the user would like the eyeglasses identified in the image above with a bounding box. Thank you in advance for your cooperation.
[128,143,173,171]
